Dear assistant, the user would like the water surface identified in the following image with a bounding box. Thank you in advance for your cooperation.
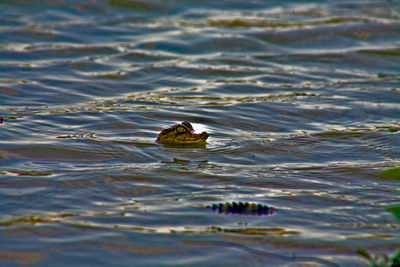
[1,0,400,266]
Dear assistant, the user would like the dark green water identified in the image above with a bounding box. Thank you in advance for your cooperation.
[1,0,400,266]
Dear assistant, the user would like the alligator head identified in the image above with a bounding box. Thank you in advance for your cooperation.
[156,121,209,145]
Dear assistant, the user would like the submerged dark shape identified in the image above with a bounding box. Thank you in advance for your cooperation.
[156,121,209,145]
[205,202,276,215]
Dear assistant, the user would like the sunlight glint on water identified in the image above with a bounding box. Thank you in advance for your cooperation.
[0,0,399,266]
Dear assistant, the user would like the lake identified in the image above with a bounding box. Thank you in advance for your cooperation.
[0,0,399,266]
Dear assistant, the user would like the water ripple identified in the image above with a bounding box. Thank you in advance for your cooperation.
[1,0,400,266]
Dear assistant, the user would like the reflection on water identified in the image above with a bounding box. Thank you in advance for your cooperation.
[1,0,400,266]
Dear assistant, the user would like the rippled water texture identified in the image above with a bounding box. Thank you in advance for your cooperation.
[1,0,400,266]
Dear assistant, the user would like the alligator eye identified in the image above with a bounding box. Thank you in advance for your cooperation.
[181,121,194,132]
[176,126,186,134]
[181,121,193,130]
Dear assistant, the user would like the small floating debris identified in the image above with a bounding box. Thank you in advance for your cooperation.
[57,132,96,139]
[205,202,276,215]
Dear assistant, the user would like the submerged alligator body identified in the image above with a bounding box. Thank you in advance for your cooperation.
[157,121,209,145]
[205,202,276,215]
